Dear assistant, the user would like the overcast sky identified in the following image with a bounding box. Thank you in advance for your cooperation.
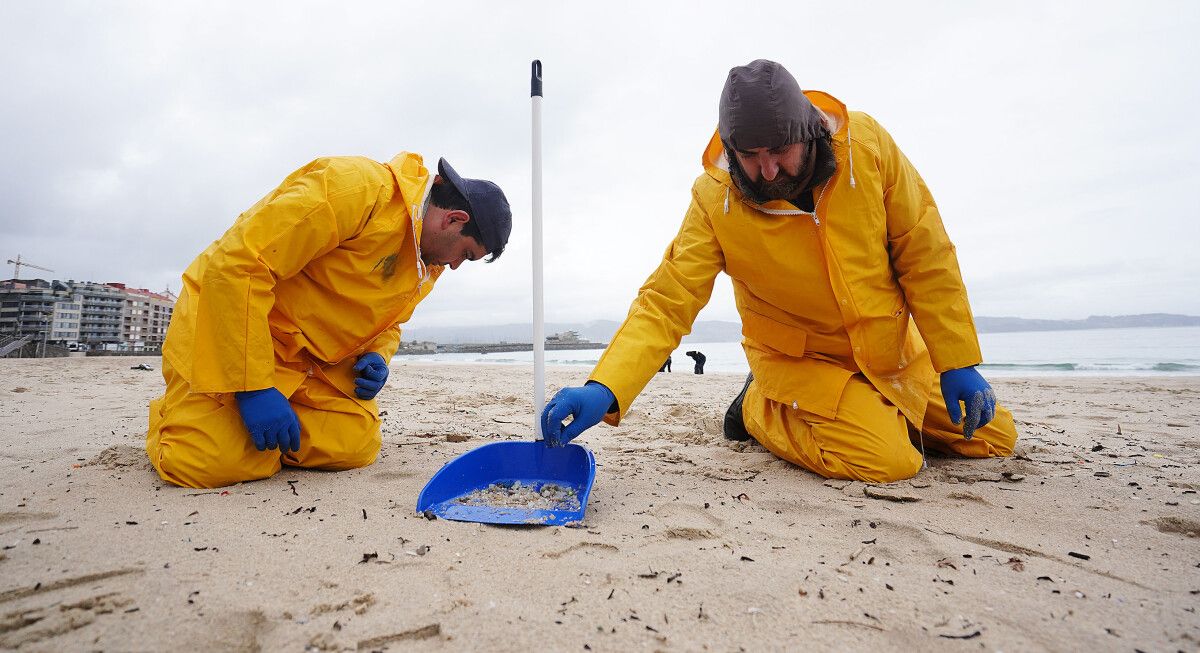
[2,1,1198,329]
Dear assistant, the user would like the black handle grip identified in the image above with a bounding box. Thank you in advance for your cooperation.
[531,60,543,97]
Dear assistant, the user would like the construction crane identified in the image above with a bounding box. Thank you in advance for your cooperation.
[6,254,54,279]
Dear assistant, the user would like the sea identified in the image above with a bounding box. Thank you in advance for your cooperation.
[394,326,1200,377]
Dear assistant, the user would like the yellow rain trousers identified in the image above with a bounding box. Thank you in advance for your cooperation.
[589,91,1017,483]
[147,153,443,488]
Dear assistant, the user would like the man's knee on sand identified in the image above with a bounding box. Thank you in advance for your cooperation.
[289,406,382,471]
[148,364,382,487]
[745,410,923,483]
[288,432,381,471]
[147,398,272,489]
[153,419,382,486]
[920,404,1020,459]
[812,444,924,483]
[981,410,1020,457]
[936,424,1018,459]
[746,395,923,483]
[151,435,277,489]
[152,428,381,487]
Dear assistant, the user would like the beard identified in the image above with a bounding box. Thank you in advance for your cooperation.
[726,136,838,205]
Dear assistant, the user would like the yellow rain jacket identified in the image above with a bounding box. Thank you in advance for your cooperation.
[162,152,443,399]
[590,91,980,429]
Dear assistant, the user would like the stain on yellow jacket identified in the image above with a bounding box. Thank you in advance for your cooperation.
[163,152,444,396]
[590,91,981,429]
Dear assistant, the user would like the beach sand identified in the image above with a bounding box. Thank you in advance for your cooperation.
[1,356,1197,651]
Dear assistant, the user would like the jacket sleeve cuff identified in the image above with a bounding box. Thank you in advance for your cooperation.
[366,325,403,360]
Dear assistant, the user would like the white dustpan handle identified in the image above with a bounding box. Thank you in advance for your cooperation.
[531,60,545,440]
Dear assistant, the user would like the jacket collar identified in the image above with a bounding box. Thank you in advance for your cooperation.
[385,151,439,285]
[386,151,434,221]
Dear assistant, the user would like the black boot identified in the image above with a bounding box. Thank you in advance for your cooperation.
[723,373,754,441]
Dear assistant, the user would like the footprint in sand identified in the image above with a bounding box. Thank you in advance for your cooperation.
[995,458,1043,478]
[946,491,991,506]
[0,592,136,649]
[541,542,619,559]
[0,511,58,526]
[204,610,271,651]
[1148,516,1200,537]
[372,470,418,481]
[856,517,938,550]
[751,497,820,515]
[698,417,723,436]
[660,426,712,446]
[311,592,376,616]
[649,502,726,540]
[667,405,689,418]
[663,526,717,540]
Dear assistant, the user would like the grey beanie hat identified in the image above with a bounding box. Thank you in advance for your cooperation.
[718,59,829,151]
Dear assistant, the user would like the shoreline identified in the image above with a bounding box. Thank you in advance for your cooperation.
[398,342,608,355]
[5,353,1198,378]
[393,358,1200,378]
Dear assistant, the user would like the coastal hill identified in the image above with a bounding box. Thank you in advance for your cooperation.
[974,313,1200,332]
[403,313,1200,344]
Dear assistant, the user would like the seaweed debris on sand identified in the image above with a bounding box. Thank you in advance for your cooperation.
[455,481,581,512]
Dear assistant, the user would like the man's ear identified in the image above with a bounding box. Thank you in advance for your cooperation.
[446,209,471,226]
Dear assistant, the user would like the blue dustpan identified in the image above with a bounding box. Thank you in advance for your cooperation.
[417,63,596,527]
[416,441,595,526]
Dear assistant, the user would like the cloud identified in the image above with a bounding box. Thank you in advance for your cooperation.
[1,0,1197,322]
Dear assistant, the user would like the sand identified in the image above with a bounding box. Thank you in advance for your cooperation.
[0,356,1197,651]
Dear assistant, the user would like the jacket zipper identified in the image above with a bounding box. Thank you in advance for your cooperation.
[739,180,830,223]
[810,181,829,227]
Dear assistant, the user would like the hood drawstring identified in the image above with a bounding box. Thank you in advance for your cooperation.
[411,207,428,288]
[846,121,857,189]
[724,188,730,214]
[411,174,436,289]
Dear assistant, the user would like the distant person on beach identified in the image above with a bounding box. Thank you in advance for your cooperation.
[659,357,672,373]
[541,60,1017,483]
[685,350,706,374]
[147,154,511,488]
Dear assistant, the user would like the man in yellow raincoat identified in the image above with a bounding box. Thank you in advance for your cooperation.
[147,154,511,488]
[541,60,1017,483]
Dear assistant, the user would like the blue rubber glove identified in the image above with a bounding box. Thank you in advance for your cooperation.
[235,388,301,452]
[541,382,617,447]
[940,366,997,440]
[353,352,389,400]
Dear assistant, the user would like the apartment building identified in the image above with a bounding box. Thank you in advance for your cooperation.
[50,293,83,342]
[69,281,125,348]
[1,278,176,352]
[108,283,175,350]
[0,279,62,341]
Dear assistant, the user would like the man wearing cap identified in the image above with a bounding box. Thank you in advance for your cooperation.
[542,60,1017,483]
[147,153,511,488]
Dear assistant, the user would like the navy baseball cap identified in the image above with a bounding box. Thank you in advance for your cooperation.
[437,158,512,255]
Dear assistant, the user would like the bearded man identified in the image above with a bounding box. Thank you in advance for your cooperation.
[541,60,1017,482]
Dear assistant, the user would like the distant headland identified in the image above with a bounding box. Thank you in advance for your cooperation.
[399,314,1200,347]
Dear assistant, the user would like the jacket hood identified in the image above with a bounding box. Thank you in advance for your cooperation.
[386,151,435,221]
[719,60,830,151]
[385,151,438,284]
